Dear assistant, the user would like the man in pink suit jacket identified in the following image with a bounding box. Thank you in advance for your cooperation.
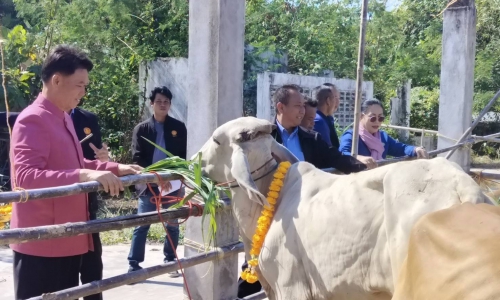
[10,45,142,300]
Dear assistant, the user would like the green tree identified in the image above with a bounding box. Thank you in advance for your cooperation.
[409,87,439,131]
[0,24,40,111]
[245,0,359,76]
[5,0,500,161]
[7,0,189,162]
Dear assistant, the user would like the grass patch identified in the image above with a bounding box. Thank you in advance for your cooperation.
[97,197,185,246]
[99,223,185,246]
[472,155,500,167]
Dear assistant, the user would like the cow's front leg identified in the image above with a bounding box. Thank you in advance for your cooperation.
[256,267,276,300]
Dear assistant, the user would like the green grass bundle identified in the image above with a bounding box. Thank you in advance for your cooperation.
[142,137,229,249]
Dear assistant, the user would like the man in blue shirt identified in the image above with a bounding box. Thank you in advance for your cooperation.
[274,88,306,161]
[313,83,341,149]
[269,84,365,171]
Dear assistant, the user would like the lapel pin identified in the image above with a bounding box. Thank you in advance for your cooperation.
[172,130,177,137]
[84,127,92,135]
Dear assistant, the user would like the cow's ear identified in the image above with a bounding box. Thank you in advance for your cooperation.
[230,143,268,206]
[271,139,299,164]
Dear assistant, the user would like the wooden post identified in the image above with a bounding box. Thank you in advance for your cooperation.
[351,0,369,157]
[0,172,182,204]
[0,203,220,245]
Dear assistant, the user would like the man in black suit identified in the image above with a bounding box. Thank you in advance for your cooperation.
[237,84,370,298]
[0,112,20,190]
[70,106,108,300]
[271,84,367,173]
[127,86,187,277]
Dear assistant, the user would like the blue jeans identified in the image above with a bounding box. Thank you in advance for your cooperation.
[127,188,184,266]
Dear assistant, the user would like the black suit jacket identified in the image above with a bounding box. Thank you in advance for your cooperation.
[131,115,187,168]
[71,108,103,219]
[0,112,19,128]
[272,124,366,174]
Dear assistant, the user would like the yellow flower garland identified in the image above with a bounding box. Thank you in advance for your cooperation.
[240,161,292,283]
[0,203,12,229]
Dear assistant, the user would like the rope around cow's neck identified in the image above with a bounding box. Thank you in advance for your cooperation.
[216,157,277,189]
[241,161,292,283]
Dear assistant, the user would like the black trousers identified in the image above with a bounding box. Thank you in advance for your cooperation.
[237,260,262,298]
[80,232,103,300]
[13,251,82,300]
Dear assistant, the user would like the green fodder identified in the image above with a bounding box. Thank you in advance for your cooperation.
[142,137,229,250]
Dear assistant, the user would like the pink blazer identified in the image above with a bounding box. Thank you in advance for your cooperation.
[9,94,119,257]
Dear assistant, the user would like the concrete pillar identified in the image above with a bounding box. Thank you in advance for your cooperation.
[138,58,189,123]
[390,80,411,141]
[183,195,240,300]
[438,0,476,171]
[183,0,245,299]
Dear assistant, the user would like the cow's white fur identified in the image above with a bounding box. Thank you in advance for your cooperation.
[194,117,490,300]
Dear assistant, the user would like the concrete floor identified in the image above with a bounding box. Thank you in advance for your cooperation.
[0,244,248,300]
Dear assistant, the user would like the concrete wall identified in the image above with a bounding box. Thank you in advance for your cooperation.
[138,58,189,123]
[256,71,374,127]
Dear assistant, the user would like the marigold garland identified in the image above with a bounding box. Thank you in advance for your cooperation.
[241,161,291,283]
[0,203,12,229]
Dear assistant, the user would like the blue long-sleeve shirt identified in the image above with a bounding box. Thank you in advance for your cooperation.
[313,111,340,148]
[276,121,305,161]
[339,129,416,158]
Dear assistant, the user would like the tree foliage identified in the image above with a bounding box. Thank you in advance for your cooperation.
[1,0,188,162]
[3,0,500,160]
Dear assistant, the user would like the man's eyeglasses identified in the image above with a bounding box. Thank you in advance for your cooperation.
[364,114,385,123]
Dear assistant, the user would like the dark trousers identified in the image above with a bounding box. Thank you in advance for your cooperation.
[128,189,182,266]
[237,260,262,298]
[80,232,103,300]
[13,251,82,300]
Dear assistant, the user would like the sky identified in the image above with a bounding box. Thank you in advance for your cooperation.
[385,0,402,11]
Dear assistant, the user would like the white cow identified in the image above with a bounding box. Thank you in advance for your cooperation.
[194,117,492,300]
